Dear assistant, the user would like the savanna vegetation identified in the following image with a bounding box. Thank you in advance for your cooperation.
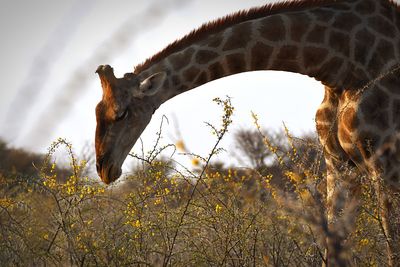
[0,98,394,266]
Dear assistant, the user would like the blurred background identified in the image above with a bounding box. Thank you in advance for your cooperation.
[0,0,323,169]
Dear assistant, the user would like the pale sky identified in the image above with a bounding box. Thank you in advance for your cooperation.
[0,0,324,169]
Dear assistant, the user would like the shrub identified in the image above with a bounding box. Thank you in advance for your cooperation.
[0,97,393,266]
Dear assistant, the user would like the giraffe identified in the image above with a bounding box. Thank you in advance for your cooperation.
[94,0,400,265]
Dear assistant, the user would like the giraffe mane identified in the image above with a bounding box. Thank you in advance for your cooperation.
[134,0,339,74]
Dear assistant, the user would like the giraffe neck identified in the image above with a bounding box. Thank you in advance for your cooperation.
[136,0,400,106]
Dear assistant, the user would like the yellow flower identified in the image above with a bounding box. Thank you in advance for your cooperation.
[97,187,105,194]
[134,220,141,228]
[286,171,302,184]
[154,198,162,205]
[0,198,13,207]
[175,140,186,152]
[215,204,223,213]
[191,158,200,166]
[360,238,370,246]
[299,189,312,203]
[164,188,170,195]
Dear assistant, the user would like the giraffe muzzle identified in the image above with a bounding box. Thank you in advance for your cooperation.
[96,155,122,184]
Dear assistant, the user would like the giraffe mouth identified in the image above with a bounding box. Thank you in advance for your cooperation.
[104,165,122,184]
[97,158,122,184]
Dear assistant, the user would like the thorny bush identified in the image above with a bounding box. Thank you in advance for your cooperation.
[0,97,394,266]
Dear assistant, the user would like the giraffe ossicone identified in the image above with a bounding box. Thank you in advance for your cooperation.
[95,1,400,265]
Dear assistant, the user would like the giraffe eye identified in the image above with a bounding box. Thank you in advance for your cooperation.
[116,109,128,121]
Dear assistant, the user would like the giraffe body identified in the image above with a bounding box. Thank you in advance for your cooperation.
[95,0,400,265]
[318,77,400,188]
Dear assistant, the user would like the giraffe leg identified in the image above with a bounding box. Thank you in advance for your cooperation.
[374,142,400,265]
[323,158,361,267]
[374,175,400,266]
[315,86,343,266]
[324,162,342,267]
[347,142,400,266]
[349,75,400,266]
[316,86,361,266]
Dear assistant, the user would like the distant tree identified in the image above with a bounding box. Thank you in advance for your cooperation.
[232,129,325,190]
[0,139,44,177]
[233,129,281,170]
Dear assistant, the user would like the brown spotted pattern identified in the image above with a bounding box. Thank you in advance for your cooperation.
[98,1,400,264]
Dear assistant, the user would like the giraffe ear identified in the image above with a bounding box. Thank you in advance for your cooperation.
[135,72,166,98]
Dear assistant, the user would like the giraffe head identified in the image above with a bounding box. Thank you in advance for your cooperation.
[95,65,166,184]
